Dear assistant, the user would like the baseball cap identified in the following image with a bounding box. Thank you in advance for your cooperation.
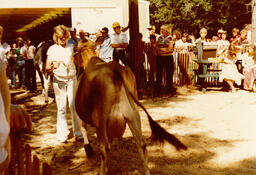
[112,22,121,28]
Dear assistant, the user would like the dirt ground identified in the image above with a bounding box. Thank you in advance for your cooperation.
[11,85,256,175]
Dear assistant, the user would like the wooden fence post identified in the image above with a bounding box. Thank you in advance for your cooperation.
[8,133,15,175]
[32,155,40,175]
[43,162,52,175]
[17,132,24,175]
[25,144,32,175]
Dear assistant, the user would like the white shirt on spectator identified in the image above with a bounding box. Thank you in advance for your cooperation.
[26,45,36,60]
[47,44,76,81]
[99,35,113,62]
[111,32,128,48]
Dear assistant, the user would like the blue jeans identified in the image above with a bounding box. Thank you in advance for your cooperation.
[11,60,25,87]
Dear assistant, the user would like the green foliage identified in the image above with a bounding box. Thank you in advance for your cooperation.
[146,0,251,37]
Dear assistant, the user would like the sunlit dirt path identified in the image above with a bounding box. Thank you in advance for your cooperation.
[11,86,256,175]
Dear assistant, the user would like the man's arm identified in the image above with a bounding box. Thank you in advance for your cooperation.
[111,43,128,49]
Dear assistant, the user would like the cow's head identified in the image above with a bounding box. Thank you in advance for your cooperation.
[75,40,97,68]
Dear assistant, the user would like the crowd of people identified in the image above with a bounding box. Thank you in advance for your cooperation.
[0,23,256,94]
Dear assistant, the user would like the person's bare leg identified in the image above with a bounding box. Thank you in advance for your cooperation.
[225,79,235,92]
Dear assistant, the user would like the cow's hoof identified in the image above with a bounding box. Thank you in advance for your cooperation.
[84,144,94,158]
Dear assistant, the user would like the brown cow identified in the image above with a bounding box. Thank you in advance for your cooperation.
[75,40,187,175]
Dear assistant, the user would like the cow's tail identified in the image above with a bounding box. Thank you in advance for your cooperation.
[116,72,187,151]
[127,89,187,151]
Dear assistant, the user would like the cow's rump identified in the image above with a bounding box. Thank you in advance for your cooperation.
[75,58,135,141]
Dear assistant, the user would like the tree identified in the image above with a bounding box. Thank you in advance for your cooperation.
[147,0,251,37]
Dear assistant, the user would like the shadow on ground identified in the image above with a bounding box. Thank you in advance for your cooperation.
[10,87,256,175]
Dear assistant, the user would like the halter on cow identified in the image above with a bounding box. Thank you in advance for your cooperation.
[75,40,187,175]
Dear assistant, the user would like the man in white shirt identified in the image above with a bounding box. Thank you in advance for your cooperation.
[21,39,37,92]
[111,22,129,66]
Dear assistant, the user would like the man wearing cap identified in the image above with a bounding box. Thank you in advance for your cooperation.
[111,22,129,66]
[98,27,113,62]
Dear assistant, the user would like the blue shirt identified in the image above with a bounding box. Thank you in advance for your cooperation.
[99,35,113,62]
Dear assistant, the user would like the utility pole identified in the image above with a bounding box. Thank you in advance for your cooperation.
[252,0,256,44]
[128,0,139,72]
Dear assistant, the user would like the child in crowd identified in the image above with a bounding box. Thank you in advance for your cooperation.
[195,28,208,44]
[242,45,256,91]
[216,30,230,59]
[230,28,240,46]
[219,46,244,92]
[175,32,191,53]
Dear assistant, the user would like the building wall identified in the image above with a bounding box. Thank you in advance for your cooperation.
[71,0,149,41]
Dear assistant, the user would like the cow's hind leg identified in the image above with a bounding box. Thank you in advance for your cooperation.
[126,109,150,175]
[121,88,150,175]
[97,131,111,175]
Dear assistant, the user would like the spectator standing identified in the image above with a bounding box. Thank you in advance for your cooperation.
[67,27,79,46]
[216,30,230,59]
[156,24,174,94]
[217,29,224,40]
[175,32,191,53]
[242,46,256,90]
[111,22,129,66]
[145,34,158,87]
[135,33,146,92]
[239,29,250,45]
[45,25,87,143]
[98,27,113,63]
[230,28,240,46]
[21,39,37,92]
[11,38,25,89]
[195,28,208,44]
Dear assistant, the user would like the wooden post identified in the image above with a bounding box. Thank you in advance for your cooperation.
[17,132,24,175]
[32,155,40,175]
[43,163,52,175]
[25,144,32,175]
[128,0,140,72]
[8,134,15,175]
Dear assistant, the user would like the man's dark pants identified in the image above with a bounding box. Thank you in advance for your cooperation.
[113,49,129,66]
[25,59,37,91]
[155,55,174,93]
